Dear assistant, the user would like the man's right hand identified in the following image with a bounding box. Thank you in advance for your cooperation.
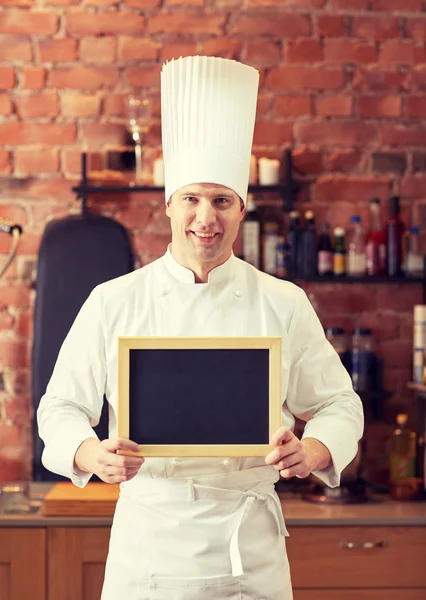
[74,437,145,484]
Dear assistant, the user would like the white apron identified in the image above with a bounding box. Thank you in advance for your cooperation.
[101,466,292,600]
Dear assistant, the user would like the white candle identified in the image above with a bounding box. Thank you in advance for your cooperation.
[153,157,165,186]
[258,157,280,185]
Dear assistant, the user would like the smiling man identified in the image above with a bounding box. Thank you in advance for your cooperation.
[38,56,363,600]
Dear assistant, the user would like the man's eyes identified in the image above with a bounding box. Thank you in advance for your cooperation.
[183,196,231,204]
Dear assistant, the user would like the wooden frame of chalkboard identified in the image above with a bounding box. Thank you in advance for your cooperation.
[117,336,282,457]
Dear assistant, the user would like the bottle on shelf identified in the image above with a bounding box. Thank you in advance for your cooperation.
[350,327,378,393]
[389,413,418,501]
[347,215,366,277]
[300,210,317,279]
[317,222,334,276]
[333,227,346,277]
[286,211,302,278]
[276,236,290,279]
[365,198,386,276]
[405,226,424,278]
[387,195,405,277]
[262,221,280,276]
[242,193,260,269]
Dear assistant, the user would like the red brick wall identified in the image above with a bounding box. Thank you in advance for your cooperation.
[1,0,425,482]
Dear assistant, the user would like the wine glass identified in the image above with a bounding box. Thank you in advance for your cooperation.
[126,92,151,183]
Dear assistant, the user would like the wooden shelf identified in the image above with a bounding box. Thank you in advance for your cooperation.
[294,275,424,284]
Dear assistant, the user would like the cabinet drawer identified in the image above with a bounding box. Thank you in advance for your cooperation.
[287,527,426,588]
[294,591,426,600]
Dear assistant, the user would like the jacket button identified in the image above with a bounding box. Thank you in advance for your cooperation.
[234,290,242,298]
[222,458,231,468]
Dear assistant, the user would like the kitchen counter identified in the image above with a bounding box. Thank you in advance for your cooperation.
[1,484,425,527]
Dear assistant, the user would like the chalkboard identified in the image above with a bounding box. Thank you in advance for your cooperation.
[117,337,282,457]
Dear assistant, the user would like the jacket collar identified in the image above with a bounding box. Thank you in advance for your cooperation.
[162,245,236,284]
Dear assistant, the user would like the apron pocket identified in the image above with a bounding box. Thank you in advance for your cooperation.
[144,574,242,600]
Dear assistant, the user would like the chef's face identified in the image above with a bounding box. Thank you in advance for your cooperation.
[166,183,245,279]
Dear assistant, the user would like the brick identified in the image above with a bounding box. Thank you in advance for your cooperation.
[79,36,117,63]
[314,175,392,203]
[0,122,76,145]
[295,121,377,146]
[351,16,399,40]
[380,124,426,147]
[401,175,426,197]
[376,285,423,311]
[201,39,242,59]
[285,39,323,63]
[0,453,29,483]
[15,148,59,174]
[0,150,12,173]
[253,122,292,145]
[247,0,325,5]
[0,0,34,5]
[125,0,161,6]
[372,152,406,174]
[61,93,102,117]
[267,66,344,90]
[80,123,128,148]
[124,65,162,89]
[11,370,30,395]
[330,0,368,7]
[84,0,120,4]
[0,310,14,331]
[102,92,129,117]
[358,95,402,118]
[67,11,146,35]
[149,13,225,35]
[0,11,59,36]
[43,0,80,4]
[21,66,45,89]
[0,286,30,309]
[30,201,71,224]
[38,38,78,63]
[372,0,422,10]
[316,94,353,117]
[316,15,346,37]
[165,0,204,5]
[160,43,199,61]
[292,148,323,175]
[15,311,32,338]
[48,66,119,89]
[0,67,15,89]
[243,40,281,66]
[0,340,30,368]
[230,14,311,37]
[133,233,171,264]
[414,45,426,65]
[324,40,377,64]
[273,95,312,117]
[256,93,272,118]
[118,37,159,61]
[406,19,426,39]
[0,37,32,62]
[381,340,413,371]
[3,397,32,427]
[327,150,362,172]
[352,68,406,92]
[408,67,426,91]
[0,93,13,115]
[379,41,415,66]
[15,92,60,118]
[118,204,153,230]
[412,152,426,172]
[0,177,74,202]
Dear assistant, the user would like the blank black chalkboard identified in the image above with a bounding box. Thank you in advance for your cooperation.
[117,337,282,457]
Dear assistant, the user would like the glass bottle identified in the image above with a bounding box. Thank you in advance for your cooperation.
[347,215,366,277]
[387,195,405,277]
[317,222,334,276]
[287,211,302,278]
[242,193,260,268]
[389,414,417,500]
[365,198,386,276]
[405,226,424,278]
[325,327,350,371]
[300,210,317,279]
[262,221,280,276]
[333,227,346,277]
[350,328,377,393]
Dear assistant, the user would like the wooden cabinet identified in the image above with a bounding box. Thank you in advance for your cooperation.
[0,528,46,600]
[287,526,426,599]
[48,527,110,600]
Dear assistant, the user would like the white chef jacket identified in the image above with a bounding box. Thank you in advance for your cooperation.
[38,247,363,487]
[37,248,363,599]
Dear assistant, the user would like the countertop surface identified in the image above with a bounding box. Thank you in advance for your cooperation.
[1,483,426,527]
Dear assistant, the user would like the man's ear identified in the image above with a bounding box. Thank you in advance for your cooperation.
[165,197,172,217]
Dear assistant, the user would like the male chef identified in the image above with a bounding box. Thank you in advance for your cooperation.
[38,56,363,600]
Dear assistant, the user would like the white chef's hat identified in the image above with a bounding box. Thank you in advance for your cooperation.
[161,56,259,205]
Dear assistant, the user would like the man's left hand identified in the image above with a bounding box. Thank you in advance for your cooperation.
[265,427,331,479]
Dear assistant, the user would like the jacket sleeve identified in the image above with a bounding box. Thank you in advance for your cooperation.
[37,286,107,488]
[285,287,364,488]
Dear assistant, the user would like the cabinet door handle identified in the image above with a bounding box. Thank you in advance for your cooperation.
[340,541,388,549]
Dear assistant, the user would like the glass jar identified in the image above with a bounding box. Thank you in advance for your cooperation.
[350,328,377,392]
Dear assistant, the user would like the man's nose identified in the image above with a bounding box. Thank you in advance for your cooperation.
[195,202,216,227]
